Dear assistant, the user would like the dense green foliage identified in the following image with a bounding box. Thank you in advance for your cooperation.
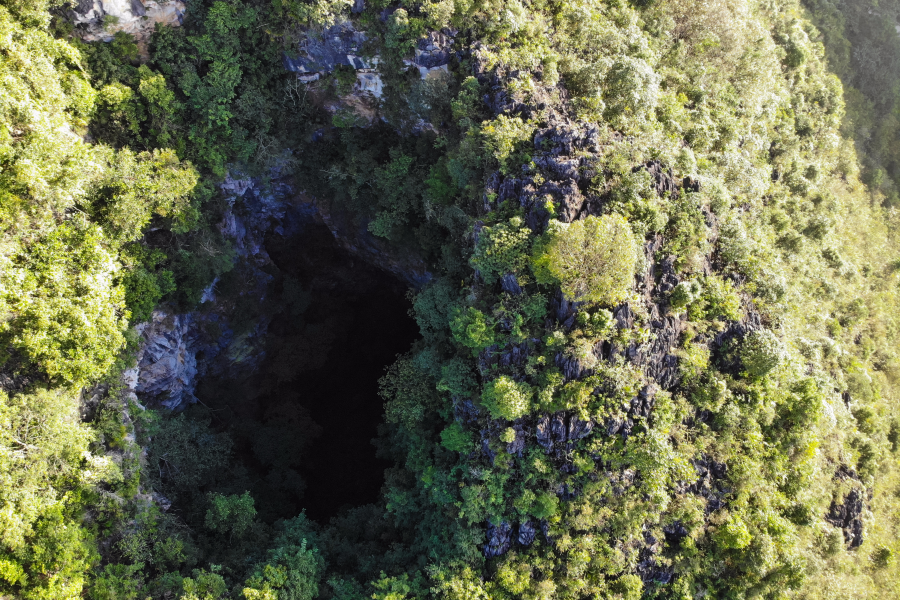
[2,0,900,598]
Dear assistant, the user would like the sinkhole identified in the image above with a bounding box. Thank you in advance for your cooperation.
[193,214,420,523]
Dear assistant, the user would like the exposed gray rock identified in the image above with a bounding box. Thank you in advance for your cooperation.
[639,160,678,198]
[506,420,526,456]
[414,31,453,68]
[283,22,372,75]
[129,311,199,410]
[501,273,522,295]
[70,0,185,48]
[536,412,593,455]
[539,180,583,223]
[484,521,512,557]
[497,341,531,370]
[552,291,582,330]
[682,455,729,514]
[517,520,536,545]
[826,468,866,548]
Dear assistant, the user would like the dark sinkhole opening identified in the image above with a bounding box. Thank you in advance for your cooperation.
[193,213,420,524]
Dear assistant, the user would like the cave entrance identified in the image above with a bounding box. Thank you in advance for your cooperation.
[195,214,420,523]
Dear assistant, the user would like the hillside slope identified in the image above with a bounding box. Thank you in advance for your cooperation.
[0,0,899,599]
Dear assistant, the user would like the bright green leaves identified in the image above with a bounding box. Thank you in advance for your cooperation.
[370,571,427,600]
[180,569,229,600]
[90,64,183,150]
[480,115,535,175]
[120,245,176,323]
[741,330,785,380]
[715,514,753,550]
[0,221,126,385]
[0,6,101,221]
[532,214,641,305]
[441,422,473,452]
[516,489,559,519]
[450,307,496,355]
[270,0,352,28]
[670,280,702,311]
[470,216,532,285]
[481,376,532,420]
[672,275,742,322]
[243,517,324,600]
[86,148,199,244]
[0,388,102,600]
[451,76,482,130]
[603,56,659,127]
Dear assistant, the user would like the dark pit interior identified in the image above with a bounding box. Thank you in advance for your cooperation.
[194,214,420,523]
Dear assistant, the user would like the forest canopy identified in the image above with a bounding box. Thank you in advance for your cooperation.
[1,0,900,599]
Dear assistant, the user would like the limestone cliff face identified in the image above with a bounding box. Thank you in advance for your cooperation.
[282,20,454,124]
[69,0,185,54]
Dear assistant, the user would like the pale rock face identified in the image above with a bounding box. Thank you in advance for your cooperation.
[283,21,454,105]
[70,0,185,49]
[129,311,199,410]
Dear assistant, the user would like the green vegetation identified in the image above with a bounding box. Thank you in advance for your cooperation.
[532,215,641,304]
[2,0,900,598]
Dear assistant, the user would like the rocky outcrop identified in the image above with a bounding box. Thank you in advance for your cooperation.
[283,21,454,105]
[124,312,199,410]
[283,21,378,89]
[826,489,865,548]
[310,195,432,288]
[69,0,185,50]
[825,467,867,548]
[484,521,513,557]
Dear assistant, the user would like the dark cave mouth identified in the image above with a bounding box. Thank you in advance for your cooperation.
[194,215,421,523]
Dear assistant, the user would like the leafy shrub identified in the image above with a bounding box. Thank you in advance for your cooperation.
[609,574,642,600]
[715,515,752,550]
[532,215,641,304]
[481,376,532,420]
[670,280,702,311]
[382,357,438,428]
[86,148,199,244]
[450,307,496,354]
[741,330,785,379]
[181,569,228,600]
[470,216,532,284]
[243,518,323,600]
[441,422,473,452]
[0,389,100,599]
[603,56,659,126]
[120,245,175,323]
[687,275,742,321]
[480,115,535,174]
[0,221,126,384]
[205,492,257,539]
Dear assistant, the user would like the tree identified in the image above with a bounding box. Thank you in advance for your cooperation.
[243,516,323,600]
[85,148,199,244]
[532,215,641,305]
[481,376,532,420]
[470,217,532,285]
[0,220,126,385]
[0,388,104,600]
[205,492,257,540]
